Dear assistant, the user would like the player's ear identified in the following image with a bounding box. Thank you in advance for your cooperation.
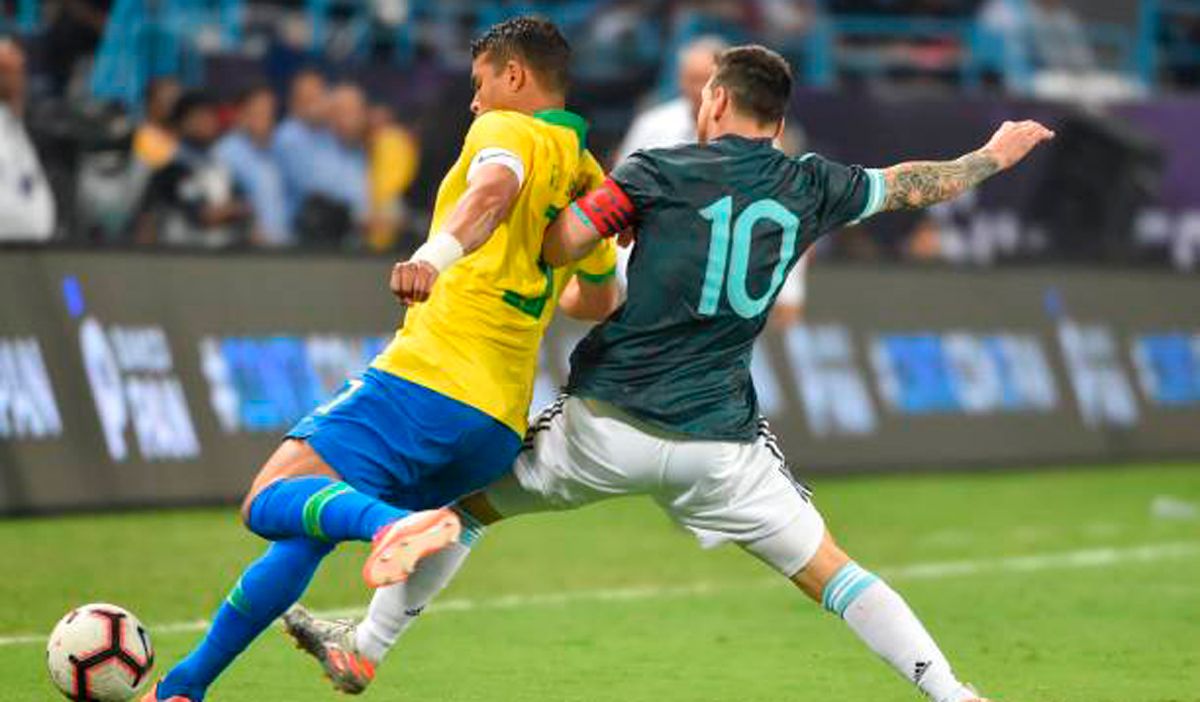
[711,85,729,122]
[505,59,524,93]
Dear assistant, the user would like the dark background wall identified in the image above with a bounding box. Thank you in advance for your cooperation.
[2,250,1197,515]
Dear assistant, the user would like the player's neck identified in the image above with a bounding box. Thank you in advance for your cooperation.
[710,122,777,142]
[512,91,565,116]
[709,115,779,142]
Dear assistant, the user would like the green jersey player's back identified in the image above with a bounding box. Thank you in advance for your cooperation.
[566,134,886,441]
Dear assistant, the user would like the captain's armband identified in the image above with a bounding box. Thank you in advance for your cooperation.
[570,179,636,239]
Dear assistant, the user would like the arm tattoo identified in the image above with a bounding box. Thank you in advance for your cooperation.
[882,151,1001,211]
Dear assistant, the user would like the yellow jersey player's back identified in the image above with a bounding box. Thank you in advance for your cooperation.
[374,109,614,437]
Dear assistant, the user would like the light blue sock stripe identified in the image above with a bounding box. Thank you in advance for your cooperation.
[832,572,880,618]
[821,563,863,612]
[453,506,486,547]
[826,570,867,614]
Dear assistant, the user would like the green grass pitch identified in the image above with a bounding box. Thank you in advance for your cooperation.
[3,463,1198,701]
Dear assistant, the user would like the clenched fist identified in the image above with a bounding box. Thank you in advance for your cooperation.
[980,120,1056,171]
[390,260,439,305]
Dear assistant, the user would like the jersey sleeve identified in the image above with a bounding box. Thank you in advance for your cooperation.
[573,151,619,282]
[608,150,663,214]
[798,153,887,234]
[461,112,534,187]
[579,150,608,193]
[574,237,618,284]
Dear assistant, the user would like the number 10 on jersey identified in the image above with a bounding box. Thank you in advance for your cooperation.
[697,196,800,319]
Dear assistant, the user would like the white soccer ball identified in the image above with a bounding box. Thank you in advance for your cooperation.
[46,603,155,702]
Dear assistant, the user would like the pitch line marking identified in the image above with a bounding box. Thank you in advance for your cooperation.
[2,540,1197,648]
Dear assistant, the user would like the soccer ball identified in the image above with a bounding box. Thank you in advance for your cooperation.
[46,603,155,702]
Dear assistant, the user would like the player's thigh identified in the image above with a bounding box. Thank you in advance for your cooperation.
[660,426,826,577]
[484,396,660,518]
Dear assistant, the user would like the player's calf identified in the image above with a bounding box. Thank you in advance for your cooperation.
[790,531,985,702]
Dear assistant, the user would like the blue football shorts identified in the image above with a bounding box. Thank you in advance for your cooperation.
[287,368,521,510]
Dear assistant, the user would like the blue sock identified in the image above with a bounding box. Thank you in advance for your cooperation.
[246,476,409,542]
[157,538,333,700]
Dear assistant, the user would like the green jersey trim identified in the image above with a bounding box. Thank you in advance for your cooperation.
[533,109,590,150]
[576,265,617,284]
[502,260,554,318]
[226,578,253,616]
[569,202,599,234]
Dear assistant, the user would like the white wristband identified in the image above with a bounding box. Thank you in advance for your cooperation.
[411,232,465,272]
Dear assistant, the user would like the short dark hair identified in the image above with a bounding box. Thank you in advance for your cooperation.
[169,90,217,127]
[235,83,274,107]
[711,45,793,126]
[470,16,571,94]
[145,77,180,102]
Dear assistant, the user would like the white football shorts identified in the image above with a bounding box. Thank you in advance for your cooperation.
[484,395,827,576]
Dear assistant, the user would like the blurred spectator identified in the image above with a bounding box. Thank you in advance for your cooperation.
[134,92,251,247]
[365,103,419,252]
[324,83,369,220]
[573,0,662,82]
[671,0,755,37]
[1027,0,1095,73]
[617,35,726,161]
[42,0,112,95]
[0,39,55,242]
[830,0,979,16]
[615,35,724,282]
[982,0,1142,103]
[289,82,369,246]
[215,85,291,247]
[759,0,819,53]
[133,77,182,170]
[273,69,333,222]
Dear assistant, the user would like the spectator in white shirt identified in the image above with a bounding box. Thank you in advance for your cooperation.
[615,35,727,161]
[613,36,725,283]
[0,39,55,242]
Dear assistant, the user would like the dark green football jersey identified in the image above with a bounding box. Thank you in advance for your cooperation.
[566,134,886,440]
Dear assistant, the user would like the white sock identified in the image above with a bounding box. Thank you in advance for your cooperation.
[825,562,975,702]
[355,510,483,663]
[355,582,407,663]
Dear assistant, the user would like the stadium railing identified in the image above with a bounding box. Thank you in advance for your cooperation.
[0,0,39,35]
[90,0,240,111]
[1138,0,1200,87]
[78,0,1194,110]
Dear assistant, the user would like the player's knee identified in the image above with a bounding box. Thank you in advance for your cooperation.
[240,484,271,536]
[789,529,851,603]
[241,440,342,529]
[240,469,280,531]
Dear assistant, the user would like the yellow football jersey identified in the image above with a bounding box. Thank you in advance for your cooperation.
[373,108,616,436]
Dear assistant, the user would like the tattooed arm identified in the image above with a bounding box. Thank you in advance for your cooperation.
[881,120,1055,212]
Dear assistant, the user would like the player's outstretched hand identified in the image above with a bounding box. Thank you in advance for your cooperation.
[390,260,439,305]
[980,120,1055,171]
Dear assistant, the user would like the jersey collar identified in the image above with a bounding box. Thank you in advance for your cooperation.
[714,134,774,147]
[533,108,589,150]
